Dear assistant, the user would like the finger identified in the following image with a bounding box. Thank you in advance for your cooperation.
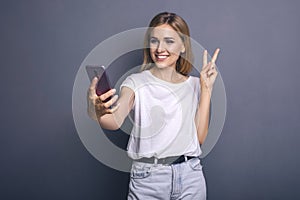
[103,95,119,108]
[95,96,102,104]
[202,49,208,68]
[201,62,212,73]
[210,69,218,77]
[211,48,220,63]
[106,103,121,114]
[88,77,99,96]
[99,88,116,102]
[207,69,215,76]
[210,61,216,70]
[209,63,218,74]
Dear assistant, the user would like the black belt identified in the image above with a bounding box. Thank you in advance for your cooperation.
[135,155,196,165]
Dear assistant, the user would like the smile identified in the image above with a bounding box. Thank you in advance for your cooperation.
[155,54,169,61]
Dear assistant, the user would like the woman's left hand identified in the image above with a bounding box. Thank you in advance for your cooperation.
[200,48,220,93]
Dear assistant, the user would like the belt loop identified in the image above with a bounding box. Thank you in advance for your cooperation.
[154,157,158,165]
[184,155,187,161]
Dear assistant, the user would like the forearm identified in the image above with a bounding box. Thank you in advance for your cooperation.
[195,88,211,145]
[89,86,134,131]
[98,113,123,130]
[98,94,133,130]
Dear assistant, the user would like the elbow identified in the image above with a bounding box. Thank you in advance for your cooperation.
[106,124,121,131]
[99,123,120,131]
[199,138,204,146]
[198,137,206,146]
[197,129,208,145]
[98,117,123,131]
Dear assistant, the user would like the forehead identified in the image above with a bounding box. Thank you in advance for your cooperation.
[150,24,181,38]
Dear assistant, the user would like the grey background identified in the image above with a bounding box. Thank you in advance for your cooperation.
[1,0,299,199]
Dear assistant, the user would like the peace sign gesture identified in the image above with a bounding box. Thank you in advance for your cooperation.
[200,48,220,93]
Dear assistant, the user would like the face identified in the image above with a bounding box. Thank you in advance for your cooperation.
[149,24,185,69]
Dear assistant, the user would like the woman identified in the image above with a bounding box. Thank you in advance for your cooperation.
[87,12,220,200]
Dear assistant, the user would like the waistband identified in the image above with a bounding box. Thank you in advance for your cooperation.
[134,155,197,165]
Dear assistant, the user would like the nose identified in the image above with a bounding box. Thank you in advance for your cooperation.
[156,42,165,53]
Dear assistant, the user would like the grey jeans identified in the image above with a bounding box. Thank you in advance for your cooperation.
[127,157,206,200]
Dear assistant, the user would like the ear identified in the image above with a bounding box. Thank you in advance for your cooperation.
[181,44,186,54]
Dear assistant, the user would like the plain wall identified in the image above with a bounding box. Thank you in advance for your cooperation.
[1,0,300,199]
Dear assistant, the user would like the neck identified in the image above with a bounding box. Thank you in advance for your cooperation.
[150,65,185,83]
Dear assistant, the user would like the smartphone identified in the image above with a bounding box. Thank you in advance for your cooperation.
[86,65,112,102]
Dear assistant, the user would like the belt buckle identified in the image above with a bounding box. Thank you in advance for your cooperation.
[159,156,184,165]
[171,155,185,165]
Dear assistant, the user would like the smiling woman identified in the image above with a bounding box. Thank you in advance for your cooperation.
[142,12,193,76]
[148,24,186,81]
[87,12,220,200]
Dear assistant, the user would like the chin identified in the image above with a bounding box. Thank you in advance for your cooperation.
[151,55,178,69]
[156,60,179,68]
[154,62,169,68]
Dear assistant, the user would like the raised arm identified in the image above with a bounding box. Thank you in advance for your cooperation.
[87,77,134,130]
[195,48,220,145]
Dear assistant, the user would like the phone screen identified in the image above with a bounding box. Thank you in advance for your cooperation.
[86,65,112,101]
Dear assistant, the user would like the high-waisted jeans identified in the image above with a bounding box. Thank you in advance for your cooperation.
[127,157,206,200]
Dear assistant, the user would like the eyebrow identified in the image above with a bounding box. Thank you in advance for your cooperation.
[150,36,175,40]
[164,37,175,40]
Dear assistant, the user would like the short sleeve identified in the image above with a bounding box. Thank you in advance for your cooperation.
[120,75,136,92]
[191,76,201,103]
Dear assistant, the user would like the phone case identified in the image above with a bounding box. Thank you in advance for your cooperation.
[86,65,112,99]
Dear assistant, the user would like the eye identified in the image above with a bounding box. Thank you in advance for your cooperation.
[150,38,158,44]
[165,39,174,44]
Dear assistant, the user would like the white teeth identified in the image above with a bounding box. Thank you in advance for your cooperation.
[157,55,168,59]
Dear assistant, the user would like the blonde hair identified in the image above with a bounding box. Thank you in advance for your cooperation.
[141,12,193,75]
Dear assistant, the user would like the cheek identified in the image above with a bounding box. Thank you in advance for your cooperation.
[150,48,156,58]
[168,45,182,55]
[150,47,156,54]
[169,50,181,61]
[149,51,157,63]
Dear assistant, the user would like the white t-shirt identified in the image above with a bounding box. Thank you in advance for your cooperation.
[120,70,202,159]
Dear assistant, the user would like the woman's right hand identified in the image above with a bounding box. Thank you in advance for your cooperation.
[87,77,120,121]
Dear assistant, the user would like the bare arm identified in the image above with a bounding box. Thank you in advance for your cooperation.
[98,87,134,130]
[87,77,134,130]
[195,49,220,145]
[195,89,211,145]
